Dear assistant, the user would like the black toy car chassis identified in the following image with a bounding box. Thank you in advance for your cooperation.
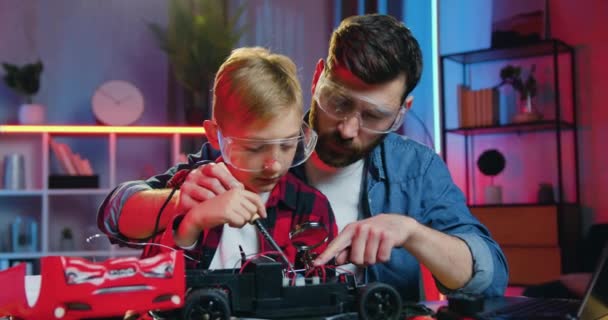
[180,258,403,320]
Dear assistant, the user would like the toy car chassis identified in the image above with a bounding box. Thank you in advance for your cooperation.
[179,258,403,320]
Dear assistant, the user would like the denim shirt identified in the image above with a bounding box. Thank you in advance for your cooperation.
[299,133,508,300]
[98,133,508,301]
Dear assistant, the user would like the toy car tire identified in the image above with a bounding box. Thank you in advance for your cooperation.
[182,288,231,320]
[358,282,403,320]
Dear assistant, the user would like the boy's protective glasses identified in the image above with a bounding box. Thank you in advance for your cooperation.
[217,122,318,172]
[313,73,406,134]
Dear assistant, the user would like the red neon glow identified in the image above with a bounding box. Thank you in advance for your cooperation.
[0,125,205,135]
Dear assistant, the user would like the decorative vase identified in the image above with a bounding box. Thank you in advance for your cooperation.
[18,103,46,124]
[512,95,542,123]
[537,183,555,204]
[60,237,75,251]
[484,185,503,204]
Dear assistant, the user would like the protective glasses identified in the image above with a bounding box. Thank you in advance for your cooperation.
[313,73,407,134]
[217,121,318,172]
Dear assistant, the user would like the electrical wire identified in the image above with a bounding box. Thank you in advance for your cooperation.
[407,108,436,151]
[85,233,201,262]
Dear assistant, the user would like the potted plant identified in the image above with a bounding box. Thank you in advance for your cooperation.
[497,64,541,123]
[2,60,46,124]
[147,0,245,127]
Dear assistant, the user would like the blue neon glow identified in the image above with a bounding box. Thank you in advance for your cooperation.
[431,0,441,153]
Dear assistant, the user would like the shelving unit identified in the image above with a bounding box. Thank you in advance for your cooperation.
[439,39,582,285]
[0,125,205,271]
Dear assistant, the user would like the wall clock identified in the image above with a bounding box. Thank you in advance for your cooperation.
[92,80,144,125]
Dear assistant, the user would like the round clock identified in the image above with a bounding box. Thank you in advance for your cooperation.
[92,80,144,125]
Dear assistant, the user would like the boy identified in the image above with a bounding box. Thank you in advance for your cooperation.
[115,47,338,270]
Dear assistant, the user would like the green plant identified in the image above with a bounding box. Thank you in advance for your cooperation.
[2,60,44,104]
[498,64,537,101]
[147,0,245,121]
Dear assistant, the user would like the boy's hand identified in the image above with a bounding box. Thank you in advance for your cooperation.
[187,188,267,230]
[178,162,244,212]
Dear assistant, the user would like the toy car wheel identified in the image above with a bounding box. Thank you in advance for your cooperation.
[182,288,231,320]
[358,282,402,320]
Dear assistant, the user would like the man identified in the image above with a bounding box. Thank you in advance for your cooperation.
[98,14,508,301]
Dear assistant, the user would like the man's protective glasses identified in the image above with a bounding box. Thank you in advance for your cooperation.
[313,73,406,133]
[217,122,318,172]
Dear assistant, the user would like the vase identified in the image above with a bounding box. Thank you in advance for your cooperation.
[537,183,555,204]
[484,185,503,204]
[512,95,542,123]
[60,237,75,251]
[18,103,46,124]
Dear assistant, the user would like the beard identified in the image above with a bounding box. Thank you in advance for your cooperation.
[309,103,383,168]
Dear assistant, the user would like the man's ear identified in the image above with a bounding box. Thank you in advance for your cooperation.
[311,59,325,95]
[404,96,414,111]
[203,120,220,149]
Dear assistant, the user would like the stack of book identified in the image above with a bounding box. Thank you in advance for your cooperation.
[49,139,94,176]
[49,139,97,188]
[457,85,500,128]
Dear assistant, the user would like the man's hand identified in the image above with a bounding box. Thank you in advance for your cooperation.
[178,162,245,212]
[313,214,418,266]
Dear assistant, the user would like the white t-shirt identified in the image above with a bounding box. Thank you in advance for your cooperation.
[305,154,365,275]
[208,192,270,269]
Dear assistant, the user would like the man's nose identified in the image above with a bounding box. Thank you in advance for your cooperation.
[337,113,361,138]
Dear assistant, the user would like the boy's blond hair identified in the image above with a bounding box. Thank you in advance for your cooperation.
[212,47,303,128]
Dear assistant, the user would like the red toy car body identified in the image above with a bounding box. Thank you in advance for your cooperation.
[0,251,184,319]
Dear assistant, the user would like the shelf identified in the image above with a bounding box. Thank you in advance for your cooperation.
[469,202,578,209]
[47,188,112,196]
[0,125,192,270]
[442,39,573,64]
[445,120,576,136]
[0,189,44,197]
[0,249,141,260]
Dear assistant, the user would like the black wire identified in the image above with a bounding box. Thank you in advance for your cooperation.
[150,160,210,240]
[151,185,179,239]
[407,109,436,151]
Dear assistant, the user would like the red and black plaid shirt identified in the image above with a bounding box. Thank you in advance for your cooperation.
[142,171,338,270]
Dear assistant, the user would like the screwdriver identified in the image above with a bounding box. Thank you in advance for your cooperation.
[252,219,294,271]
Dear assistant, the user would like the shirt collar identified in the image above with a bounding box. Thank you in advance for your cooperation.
[265,173,298,211]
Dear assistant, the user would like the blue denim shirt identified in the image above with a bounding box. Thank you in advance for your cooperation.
[296,133,507,300]
[98,133,508,301]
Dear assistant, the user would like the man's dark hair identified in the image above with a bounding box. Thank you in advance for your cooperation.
[327,14,423,102]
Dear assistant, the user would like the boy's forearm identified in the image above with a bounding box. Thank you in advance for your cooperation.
[174,212,203,247]
[118,189,181,239]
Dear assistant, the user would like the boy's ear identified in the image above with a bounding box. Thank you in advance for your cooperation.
[311,59,325,96]
[203,120,220,149]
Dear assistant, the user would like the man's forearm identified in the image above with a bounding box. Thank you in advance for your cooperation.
[118,189,181,239]
[405,221,473,290]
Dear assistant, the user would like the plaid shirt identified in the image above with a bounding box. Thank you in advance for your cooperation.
[141,170,338,270]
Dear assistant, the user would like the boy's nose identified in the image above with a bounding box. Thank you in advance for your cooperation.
[262,158,282,172]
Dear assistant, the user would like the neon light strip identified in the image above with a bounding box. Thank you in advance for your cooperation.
[377,0,387,14]
[0,125,205,135]
[431,0,442,154]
